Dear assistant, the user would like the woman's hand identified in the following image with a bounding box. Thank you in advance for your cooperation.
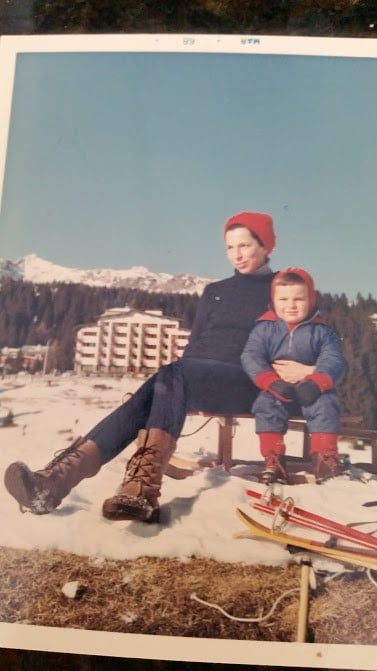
[272,360,315,384]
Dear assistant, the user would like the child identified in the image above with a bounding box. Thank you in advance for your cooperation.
[240,267,348,484]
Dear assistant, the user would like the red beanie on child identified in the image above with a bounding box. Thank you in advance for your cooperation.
[223,211,276,254]
[271,267,317,312]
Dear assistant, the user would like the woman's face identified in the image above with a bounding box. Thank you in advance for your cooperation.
[225,226,268,274]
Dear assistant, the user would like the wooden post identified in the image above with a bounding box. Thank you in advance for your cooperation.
[371,437,377,471]
[296,554,311,643]
[218,416,234,471]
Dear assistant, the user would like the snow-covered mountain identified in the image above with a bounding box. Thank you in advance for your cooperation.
[0,253,212,295]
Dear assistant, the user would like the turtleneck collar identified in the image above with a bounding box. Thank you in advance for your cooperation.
[234,261,273,279]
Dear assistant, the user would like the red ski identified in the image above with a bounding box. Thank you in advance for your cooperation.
[246,487,377,552]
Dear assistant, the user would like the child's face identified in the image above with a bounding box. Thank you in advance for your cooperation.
[273,283,310,324]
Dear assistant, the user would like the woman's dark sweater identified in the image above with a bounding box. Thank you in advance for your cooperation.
[183,271,274,365]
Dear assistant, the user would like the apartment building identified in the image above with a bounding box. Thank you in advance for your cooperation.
[74,307,190,375]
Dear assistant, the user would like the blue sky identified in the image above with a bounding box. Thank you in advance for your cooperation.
[0,44,376,299]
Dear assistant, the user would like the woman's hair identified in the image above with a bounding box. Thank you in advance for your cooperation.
[225,223,264,248]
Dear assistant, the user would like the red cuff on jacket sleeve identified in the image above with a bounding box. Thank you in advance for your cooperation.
[305,372,334,392]
[255,370,280,390]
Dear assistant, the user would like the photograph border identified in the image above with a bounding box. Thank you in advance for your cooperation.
[0,32,376,669]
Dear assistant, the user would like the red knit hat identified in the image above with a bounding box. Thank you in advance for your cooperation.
[271,267,317,311]
[223,211,276,254]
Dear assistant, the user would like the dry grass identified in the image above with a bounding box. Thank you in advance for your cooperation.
[1,546,377,645]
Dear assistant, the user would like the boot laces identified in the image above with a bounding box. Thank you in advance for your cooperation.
[125,447,159,486]
[316,452,340,473]
[44,437,85,474]
[323,453,339,468]
[264,453,286,476]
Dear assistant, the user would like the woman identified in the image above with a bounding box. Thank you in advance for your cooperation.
[4,211,311,523]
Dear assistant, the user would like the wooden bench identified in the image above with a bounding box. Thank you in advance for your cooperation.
[188,413,377,473]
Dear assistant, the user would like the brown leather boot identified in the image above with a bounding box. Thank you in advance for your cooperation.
[310,432,345,483]
[4,437,101,514]
[102,428,176,523]
[311,452,345,483]
[260,453,288,485]
[258,432,288,484]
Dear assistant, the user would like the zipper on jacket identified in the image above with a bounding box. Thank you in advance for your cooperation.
[287,330,294,355]
[286,309,320,355]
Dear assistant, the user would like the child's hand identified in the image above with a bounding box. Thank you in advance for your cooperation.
[295,380,321,406]
[268,380,296,403]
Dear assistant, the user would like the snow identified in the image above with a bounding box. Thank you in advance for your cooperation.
[1,372,377,571]
[0,254,211,294]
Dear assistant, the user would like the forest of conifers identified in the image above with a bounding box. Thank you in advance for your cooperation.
[1,278,377,429]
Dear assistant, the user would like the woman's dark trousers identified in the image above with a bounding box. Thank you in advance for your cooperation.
[85,358,259,464]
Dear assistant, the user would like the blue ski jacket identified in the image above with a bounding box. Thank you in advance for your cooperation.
[240,309,348,388]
